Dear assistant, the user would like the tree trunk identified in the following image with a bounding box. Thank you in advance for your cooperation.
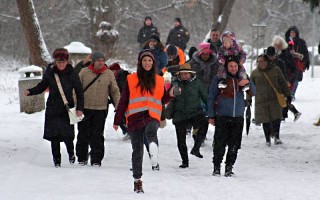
[86,0,119,59]
[212,0,236,33]
[16,0,51,68]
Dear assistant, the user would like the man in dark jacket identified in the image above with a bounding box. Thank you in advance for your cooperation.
[171,63,208,168]
[208,55,256,177]
[166,18,190,51]
[206,29,222,54]
[137,16,160,48]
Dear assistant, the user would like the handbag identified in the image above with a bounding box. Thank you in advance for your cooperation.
[54,73,84,124]
[263,72,287,108]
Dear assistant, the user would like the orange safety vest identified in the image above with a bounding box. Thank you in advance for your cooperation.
[126,73,164,122]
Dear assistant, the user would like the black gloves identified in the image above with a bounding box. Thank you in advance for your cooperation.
[286,96,292,105]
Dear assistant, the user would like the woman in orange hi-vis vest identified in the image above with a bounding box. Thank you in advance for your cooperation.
[113,49,173,193]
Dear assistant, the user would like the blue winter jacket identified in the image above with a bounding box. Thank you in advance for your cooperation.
[207,74,256,118]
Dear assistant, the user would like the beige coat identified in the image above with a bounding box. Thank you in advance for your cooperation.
[79,67,120,110]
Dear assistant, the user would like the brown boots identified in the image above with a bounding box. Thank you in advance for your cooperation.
[314,118,320,126]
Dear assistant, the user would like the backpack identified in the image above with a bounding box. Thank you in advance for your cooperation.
[116,69,130,93]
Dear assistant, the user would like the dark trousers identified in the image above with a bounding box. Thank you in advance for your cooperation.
[213,116,244,167]
[130,120,159,179]
[174,114,208,164]
[76,109,107,164]
[262,119,281,142]
[51,137,74,163]
[282,103,299,119]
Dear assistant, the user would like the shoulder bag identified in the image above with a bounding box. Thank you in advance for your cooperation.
[54,73,84,124]
[263,72,287,108]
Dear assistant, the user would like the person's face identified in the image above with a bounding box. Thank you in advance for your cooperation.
[223,38,232,49]
[257,57,267,69]
[145,19,152,26]
[94,58,105,69]
[290,31,296,39]
[200,53,210,61]
[142,56,153,71]
[55,60,68,71]
[179,72,191,80]
[210,31,220,42]
[149,39,157,48]
[227,61,238,76]
[174,21,180,27]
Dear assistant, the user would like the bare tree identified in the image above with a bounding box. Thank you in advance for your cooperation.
[16,0,51,67]
[212,0,236,33]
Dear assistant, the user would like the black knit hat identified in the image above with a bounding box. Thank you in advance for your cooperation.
[150,34,160,43]
[266,46,276,56]
[145,16,152,21]
[166,45,177,56]
[174,17,182,24]
[225,55,239,66]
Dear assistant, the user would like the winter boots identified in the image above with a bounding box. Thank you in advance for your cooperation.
[225,165,234,177]
[179,162,189,169]
[134,179,144,193]
[212,165,221,176]
[53,157,61,168]
[190,148,203,158]
[69,154,75,165]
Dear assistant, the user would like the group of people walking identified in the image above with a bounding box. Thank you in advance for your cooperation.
[24,17,313,194]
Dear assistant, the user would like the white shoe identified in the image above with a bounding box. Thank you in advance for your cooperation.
[122,133,130,141]
[149,142,158,167]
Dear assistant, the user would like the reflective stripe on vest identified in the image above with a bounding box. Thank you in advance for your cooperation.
[126,73,164,122]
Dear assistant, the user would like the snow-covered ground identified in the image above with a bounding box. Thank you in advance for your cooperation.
[0,65,320,200]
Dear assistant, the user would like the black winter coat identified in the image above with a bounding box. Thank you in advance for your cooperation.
[28,64,84,141]
[137,23,159,45]
[166,25,190,51]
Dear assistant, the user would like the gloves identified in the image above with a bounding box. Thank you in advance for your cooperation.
[286,96,292,105]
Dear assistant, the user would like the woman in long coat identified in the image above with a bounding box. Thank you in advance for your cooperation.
[250,54,291,146]
[24,48,84,167]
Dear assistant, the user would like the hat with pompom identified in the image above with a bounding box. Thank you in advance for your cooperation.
[198,42,213,56]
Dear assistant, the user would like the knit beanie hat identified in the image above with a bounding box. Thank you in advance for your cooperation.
[198,42,213,56]
[188,47,198,59]
[92,51,105,63]
[145,16,152,21]
[138,49,155,66]
[150,34,160,43]
[174,18,182,24]
[225,55,239,66]
[266,46,276,56]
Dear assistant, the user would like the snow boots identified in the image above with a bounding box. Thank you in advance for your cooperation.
[225,165,234,177]
[314,118,320,126]
[134,179,144,193]
[212,165,221,176]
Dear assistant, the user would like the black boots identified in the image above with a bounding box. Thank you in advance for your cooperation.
[134,179,144,193]
[212,165,221,176]
[53,157,61,168]
[225,165,234,177]
[179,162,189,168]
[190,148,203,158]
[69,154,75,164]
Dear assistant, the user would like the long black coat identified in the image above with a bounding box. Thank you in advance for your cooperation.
[28,64,84,141]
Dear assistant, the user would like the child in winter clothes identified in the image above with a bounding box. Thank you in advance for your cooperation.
[217,31,249,91]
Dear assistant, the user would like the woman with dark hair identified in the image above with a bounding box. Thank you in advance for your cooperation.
[24,48,84,167]
[113,49,172,193]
